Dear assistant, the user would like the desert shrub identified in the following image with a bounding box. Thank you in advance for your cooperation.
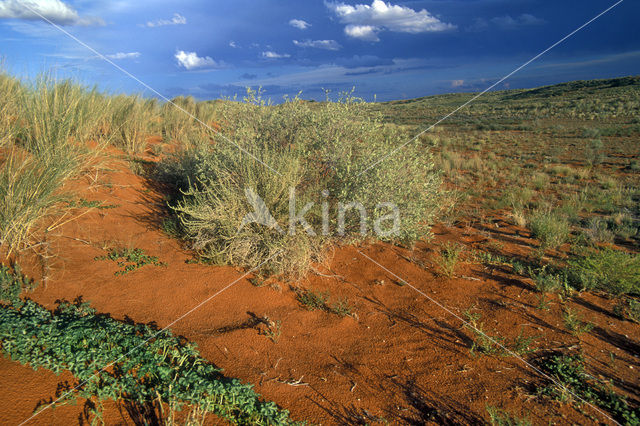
[585,138,604,166]
[156,136,325,277]
[568,248,640,296]
[157,90,442,277]
[581,217,614,245]
[528,208,571,250]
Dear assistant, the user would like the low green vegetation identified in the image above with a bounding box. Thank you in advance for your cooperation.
[0,266,293,425]
[434,242,464,277]
[463,309,537,357]
[0,263,37,304]
[1,66,639,425]
[529,265,567,294]
[538,353,639,425]
[562,308,594,337]
[486,405,531,426]
[568,247,640,296]
[65,198,119,210]
[293,287,354,317]
[94,248,167,276]
[527,208,571,251]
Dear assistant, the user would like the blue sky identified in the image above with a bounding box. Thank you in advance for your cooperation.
[0,0,638,101]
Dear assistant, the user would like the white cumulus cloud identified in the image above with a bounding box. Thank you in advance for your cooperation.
[146,13,186,27]
[175,50,220,70]
[106,52,141,60]
[0,0,104,26]
[262,51,290,59]
[451,79,464,88]
[293,39,341,50]
[327,0,454,41]
[289,18,310,29]
[344,24,379,41]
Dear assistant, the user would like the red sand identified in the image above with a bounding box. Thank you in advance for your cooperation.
[1,148,638,425]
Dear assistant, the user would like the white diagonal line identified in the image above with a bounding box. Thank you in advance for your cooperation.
[19,2,282,177]
[357,0,625,177]
[357,250,621,426]
[18,250,283,425]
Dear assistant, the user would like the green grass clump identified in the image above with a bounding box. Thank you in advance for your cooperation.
[626,299,640,323]
[295,287,329,311]
[538,353,639,425]
[17,78,102,168]
[0,298,294,425]
[94,248,167,276]
[0,153,70,252]
[568,247,640,296]
[156,90,442,277]
[294,287,354,317]
[0,72,22,148]
[529,266,567,294]
[486,406,531,426]
[562,308,594,336]
[0,75,107,252]
[434,242,464,277]
[109,95,157,153]
[528,208,571,250]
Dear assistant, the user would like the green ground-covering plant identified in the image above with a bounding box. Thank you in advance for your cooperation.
[0,263,37,304]
[538,353,639,425]
[0,299,294,425]
[0,266,293,425]
[293,287,354,317]
[529,266,566,294]
[94,248,167,276]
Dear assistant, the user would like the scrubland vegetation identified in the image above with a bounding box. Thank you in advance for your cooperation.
[1,71,639,424]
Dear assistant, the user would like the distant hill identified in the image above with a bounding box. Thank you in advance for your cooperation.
[371,76,640,125]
